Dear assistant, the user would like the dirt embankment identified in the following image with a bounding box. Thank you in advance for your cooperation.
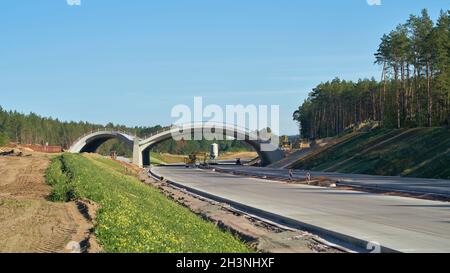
[218,151,258,161]
[0,151,100,253]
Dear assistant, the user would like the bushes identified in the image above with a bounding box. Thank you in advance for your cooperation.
[46,154,251,253]
[45,156,79,202]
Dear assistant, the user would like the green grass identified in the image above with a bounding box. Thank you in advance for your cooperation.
[294,128,450,180]
[45,156,79,202]
[45,153,252,253]
[85,154,134,175]
[151,152,188,164]
[149,152,167,165]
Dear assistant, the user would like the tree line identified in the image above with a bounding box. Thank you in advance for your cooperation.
[293,9,449,139]
[0,106,163,148]
[0,106,251,156]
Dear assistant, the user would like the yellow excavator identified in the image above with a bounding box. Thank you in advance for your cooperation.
[280,135,292,151]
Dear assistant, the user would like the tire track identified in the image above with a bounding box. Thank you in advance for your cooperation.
[0,153,98,253]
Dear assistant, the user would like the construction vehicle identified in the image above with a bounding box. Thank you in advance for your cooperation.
[280,135,292,151]
[184,152,209,168]
[299,142,311,149]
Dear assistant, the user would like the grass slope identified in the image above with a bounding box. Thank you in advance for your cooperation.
[293,128,450,179]
[45,153,251,253]
[149,152,167,165]
[149,152,189,165]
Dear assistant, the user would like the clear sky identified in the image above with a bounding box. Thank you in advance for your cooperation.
[0,0,448,135]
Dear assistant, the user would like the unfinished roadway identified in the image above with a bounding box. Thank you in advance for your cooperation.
[152,166,450,253]
[216,166,450,199]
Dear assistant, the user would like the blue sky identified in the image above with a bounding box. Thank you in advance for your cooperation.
[0,0,448,135]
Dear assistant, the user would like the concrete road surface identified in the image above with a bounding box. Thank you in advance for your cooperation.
[216,166,450,198]
[152,166,450,253]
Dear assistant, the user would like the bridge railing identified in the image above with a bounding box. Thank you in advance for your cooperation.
[70,128,138,147]
[140,122,276,141]
[70,122,278,149]
[142,125,173,140]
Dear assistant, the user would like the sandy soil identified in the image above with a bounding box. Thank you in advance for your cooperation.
[0,152,100,253]
[217,151,258,160]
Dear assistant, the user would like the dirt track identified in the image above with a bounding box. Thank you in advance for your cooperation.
[0,153,98,253]
[218,152,258,161]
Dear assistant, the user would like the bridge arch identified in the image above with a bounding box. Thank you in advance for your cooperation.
[68,130,136,154]
[137,123,284,167]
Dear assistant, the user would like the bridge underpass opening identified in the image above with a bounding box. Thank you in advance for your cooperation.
[85,138,133,158]
[69,131,136,161]
[141,138,259,167]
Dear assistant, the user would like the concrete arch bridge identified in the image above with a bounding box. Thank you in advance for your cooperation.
[68,123,284,167]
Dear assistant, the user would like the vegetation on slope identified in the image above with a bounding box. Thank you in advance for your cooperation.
[293,128,450,179]
[149,152,188,165]
[149,152,167,165]
[45,153,251,253]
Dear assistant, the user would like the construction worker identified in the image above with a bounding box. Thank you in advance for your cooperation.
[306,172,312,183]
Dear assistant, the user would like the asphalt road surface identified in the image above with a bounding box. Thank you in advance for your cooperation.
[152,166,450,253]
[216,166,450,198]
